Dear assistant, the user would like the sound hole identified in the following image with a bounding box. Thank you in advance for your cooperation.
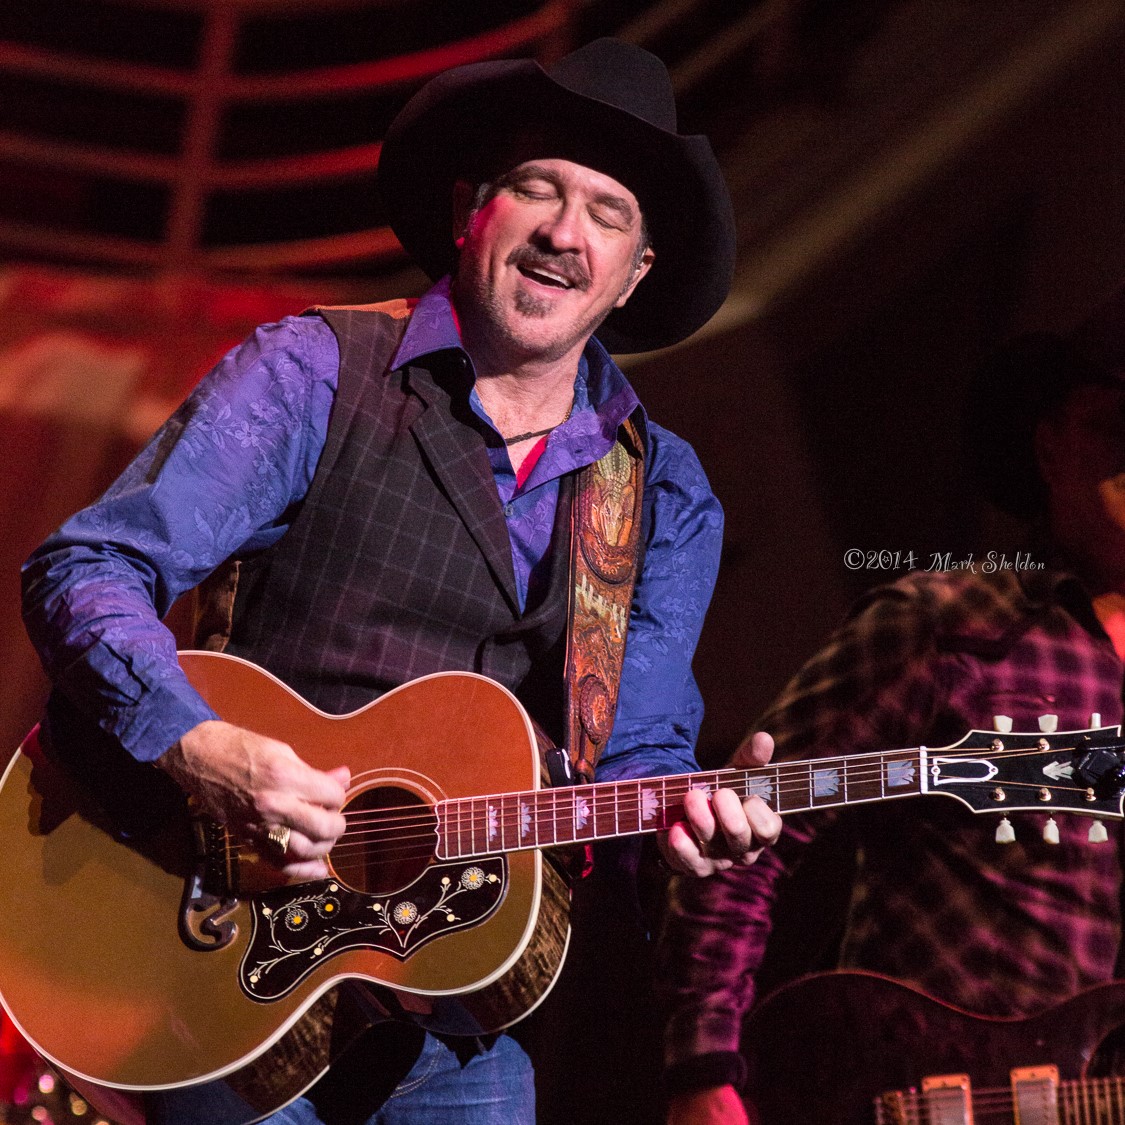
[331,785,437,895]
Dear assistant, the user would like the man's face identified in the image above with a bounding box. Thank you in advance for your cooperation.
[1037,381,1125,586]
[453,158,653,365]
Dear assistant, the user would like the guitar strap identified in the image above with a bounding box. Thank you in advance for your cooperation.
[562,415,646,785]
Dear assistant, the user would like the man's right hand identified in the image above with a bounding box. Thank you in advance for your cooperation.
[157,720,350,881]
[667,1086,750,1125]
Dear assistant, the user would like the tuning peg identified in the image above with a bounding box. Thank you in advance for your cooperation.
[1038,715,1059,734]
[992,715,1013,733]
[1091,713,1102,728]
[1043,817,1060,845]
[1089,820,1109,844]
[995,817,1015,844]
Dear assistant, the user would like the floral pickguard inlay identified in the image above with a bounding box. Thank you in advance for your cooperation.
[239,856,507,1000]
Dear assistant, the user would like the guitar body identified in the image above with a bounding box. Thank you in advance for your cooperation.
[0,652,569,1119]
[745,971,1125,1125]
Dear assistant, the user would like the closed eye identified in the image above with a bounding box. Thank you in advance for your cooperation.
[507,175,558,202]
[590,194,636,232]
[590,209,626,231]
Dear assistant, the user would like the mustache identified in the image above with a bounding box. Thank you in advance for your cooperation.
[506,246,591,291]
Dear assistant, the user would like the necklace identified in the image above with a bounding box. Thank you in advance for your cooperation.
[504,425,556,445]
[502,402,574,445]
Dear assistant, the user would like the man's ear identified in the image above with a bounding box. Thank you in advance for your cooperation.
[452,180,476,246]
[614,247,655,309]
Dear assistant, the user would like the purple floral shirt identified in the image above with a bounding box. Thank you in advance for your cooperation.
[22,280,723,784]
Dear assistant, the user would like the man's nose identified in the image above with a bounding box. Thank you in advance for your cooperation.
[534,203,583,253]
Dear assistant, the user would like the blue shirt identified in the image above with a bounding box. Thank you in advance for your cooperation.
[22,280,723,782]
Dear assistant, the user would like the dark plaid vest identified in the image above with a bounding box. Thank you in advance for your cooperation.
[219,304,571,737]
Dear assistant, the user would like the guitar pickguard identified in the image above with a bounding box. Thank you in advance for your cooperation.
[239,856,507,1001]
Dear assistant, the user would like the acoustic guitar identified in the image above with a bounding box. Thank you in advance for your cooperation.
[0,651,1122,1123]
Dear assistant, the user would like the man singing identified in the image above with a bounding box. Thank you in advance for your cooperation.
[22,38,781,1125]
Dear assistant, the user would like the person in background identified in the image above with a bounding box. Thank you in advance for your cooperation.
[658,289,1125,1124]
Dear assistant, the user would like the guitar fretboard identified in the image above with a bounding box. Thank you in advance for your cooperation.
[436,748,925,860]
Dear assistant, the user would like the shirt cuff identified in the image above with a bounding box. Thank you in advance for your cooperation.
[664,1052,747,1097]
[111,676,220,762]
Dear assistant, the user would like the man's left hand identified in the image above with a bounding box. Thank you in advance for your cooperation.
[657,732,781,877]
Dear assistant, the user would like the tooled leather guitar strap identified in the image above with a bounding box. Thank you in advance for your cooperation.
[563,415,646,784]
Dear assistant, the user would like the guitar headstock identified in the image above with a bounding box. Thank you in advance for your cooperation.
[930,722,1125,825]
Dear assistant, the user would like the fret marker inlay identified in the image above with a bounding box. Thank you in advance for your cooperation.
[812,769,839,798]
[576,797,590,829]
[487,805,498,841]
[886,761,915,788]
[748,776,775,801]
[519,802,531,837]
[641,789,658,822]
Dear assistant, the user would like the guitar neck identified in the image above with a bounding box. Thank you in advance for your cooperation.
[436,746,925,859]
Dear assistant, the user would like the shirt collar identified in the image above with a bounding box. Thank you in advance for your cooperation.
[391,276,463,368]
[391,276,641,432]
[582,328,642,435]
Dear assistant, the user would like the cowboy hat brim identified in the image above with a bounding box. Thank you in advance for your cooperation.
[378,53,736,354]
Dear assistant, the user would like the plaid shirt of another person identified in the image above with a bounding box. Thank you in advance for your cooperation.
[659,565,1125,1095]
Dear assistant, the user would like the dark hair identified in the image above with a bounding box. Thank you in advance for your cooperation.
[963,331,1113,518]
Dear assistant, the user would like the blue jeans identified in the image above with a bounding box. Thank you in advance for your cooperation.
[145,1030,535,1125]
[269,1032,535,1125]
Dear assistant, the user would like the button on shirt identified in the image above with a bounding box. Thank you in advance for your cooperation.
[23,280,723,783]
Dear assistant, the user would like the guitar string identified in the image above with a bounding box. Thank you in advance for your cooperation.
[230,743,1084,833]
[223,747,1110,861]
[230,795,1110,867]
[234,780,1103,853]
[229,777,1111,858]
[225,759,906,855]
[375,743,1087,824]
[322,751,1102,835]
[316,769,1093,843]
[229,789,1112,868]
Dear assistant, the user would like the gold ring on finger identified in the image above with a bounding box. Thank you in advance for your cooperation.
[266,824,291,857]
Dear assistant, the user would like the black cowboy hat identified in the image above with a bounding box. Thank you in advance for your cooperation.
[378,38,737,354]
[964,287,1125,518]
